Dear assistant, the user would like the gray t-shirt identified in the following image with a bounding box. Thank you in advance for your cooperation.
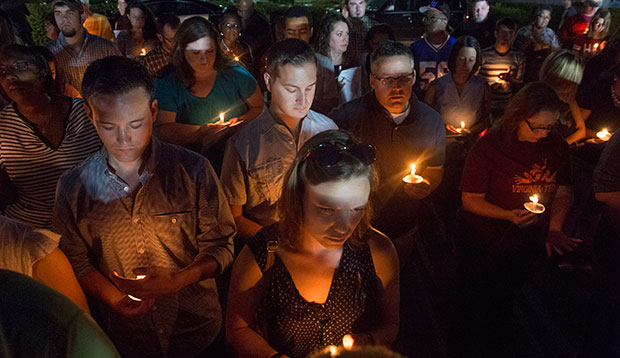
[0,216,58,277]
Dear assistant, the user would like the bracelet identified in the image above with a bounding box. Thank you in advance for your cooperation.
[271,353,285,358]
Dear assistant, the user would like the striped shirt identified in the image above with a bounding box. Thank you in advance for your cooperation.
[47,29,120,96]
[479,47,525,113]
[0,97,101,229]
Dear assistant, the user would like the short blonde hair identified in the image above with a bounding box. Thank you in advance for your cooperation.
[540,49,584,85]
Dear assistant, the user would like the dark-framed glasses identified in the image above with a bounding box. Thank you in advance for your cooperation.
[0,61,32,78]
[371,72,414,87]
[303,143,376,168]
[524,119,556,132]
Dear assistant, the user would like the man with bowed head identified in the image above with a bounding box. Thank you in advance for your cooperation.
[454,0,496,49]
[54,56,235,357]
[220,38,337,242]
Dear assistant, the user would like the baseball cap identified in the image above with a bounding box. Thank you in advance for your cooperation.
[586,0,602,7]
[50,0,84,13]
[420,1,451,21]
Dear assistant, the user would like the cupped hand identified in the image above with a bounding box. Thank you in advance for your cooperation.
[446,124,458,133]
[111,294,154,317]
[112,267,183,299]
[546,230,582,257]
[404,179,431,200]
[507,209,537,227]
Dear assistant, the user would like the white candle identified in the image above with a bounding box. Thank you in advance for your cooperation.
[403,163,424,184]
[597,128,611,141]
[524,194,546,214]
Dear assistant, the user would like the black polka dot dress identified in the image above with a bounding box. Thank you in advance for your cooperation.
[249,225,379,358]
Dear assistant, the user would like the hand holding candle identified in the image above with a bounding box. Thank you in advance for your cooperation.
[455,121,470,134]
[524,194,545,214]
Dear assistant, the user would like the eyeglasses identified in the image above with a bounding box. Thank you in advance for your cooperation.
[0,61,31,78]
[524,119,556,132]
[302,142,376,168]
[224,23,240,29]
[371,72,415,87]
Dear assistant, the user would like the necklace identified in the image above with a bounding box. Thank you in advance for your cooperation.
[611,84,620,108]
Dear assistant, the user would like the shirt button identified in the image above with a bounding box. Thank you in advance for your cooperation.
[133,218,139,224]
[138,248,145,254]
[171,217,177,224]
[123,186,130,192]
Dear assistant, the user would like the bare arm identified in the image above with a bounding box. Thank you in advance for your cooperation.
[230,204,263,242]
[546,185,581,256]
[596,191,620,212]
[226,246,280,358]
[32,248,90,313]
[153,110,203,146]
[358,232,399,346]
[462,191,537,227]
[238,87,264,124]
[564,100,586,144]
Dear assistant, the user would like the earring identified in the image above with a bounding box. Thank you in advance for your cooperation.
[220,32,224,36]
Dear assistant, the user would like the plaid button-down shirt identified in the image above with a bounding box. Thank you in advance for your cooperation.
[138,45,170,77]
[54,138,235,357]
[47,29,120,95]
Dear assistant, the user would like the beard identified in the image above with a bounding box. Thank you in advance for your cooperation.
[61,27,77,38]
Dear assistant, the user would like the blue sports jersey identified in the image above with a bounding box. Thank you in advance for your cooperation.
[410,35,456,94]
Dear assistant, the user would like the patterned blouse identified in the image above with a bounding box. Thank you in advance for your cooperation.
[249,225,379,358]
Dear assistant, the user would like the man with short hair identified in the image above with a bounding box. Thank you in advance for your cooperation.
[479,18,525,120]
[560,0,577,28]
[80,0,114,41]
[54,56,235,357]
[558,0,601,48]
[330,40,445,265]
[409,1,455,96]
[138,13,180,77]
[48,0,120,96]
[344,0,378,65]
[220,39,337,241]
[237,0,271,61]
[284,6,313,43]
[453,0,496,49]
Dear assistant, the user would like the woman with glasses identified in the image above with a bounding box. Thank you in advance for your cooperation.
[116,1,158,58]
[154,16,263,171]
[313,13,359,114]
[0,45,100,229]
[219,9,253,73]
[458,82,576,356]
[424,35,490,135]
[226,130,400,358]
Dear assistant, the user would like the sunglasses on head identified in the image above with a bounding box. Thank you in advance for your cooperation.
[302,142,376,168]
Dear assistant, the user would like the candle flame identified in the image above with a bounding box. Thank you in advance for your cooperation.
[136,275,146,280]
[219,112,225,123]
[234,56,239,61]
[410,163,416,176]
[530,195,538,204]
[460,121,465,129]
[343,334,354,350]
[594,43,599,49]
[328,345,338,355]
[139,48,147,56]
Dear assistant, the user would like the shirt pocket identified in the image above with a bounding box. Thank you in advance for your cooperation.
[248,159,284,205]
[148,210,196,256]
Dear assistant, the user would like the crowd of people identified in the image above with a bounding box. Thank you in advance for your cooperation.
[0,0,619,357]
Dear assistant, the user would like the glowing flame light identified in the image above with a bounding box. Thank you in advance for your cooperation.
[597,128,611,141]
[139,48,147,56]
[233,56,239,61]
[342,334,354,350]
[219,112,225,123]
[410,163,416,177]
[460,121,465,129]
[529,195,538,204]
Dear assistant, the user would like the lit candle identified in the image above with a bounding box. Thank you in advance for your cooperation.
[403,163,424,184]
[524,194,546,214]
[593,43,599,50]
[233,56,240,61]
[456,121,470,134]
[139,48,147,56]
[219,112,225,124]
[596,128,612,141]
[343,335,354,350]
[127,274,146,301]
[328,345,338,356]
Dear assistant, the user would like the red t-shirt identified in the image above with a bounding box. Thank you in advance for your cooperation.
[460,130,571,211]
[573,35,606,58]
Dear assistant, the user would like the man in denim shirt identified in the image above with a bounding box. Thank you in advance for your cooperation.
[220,39,337,241]
[53,56,235,358]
